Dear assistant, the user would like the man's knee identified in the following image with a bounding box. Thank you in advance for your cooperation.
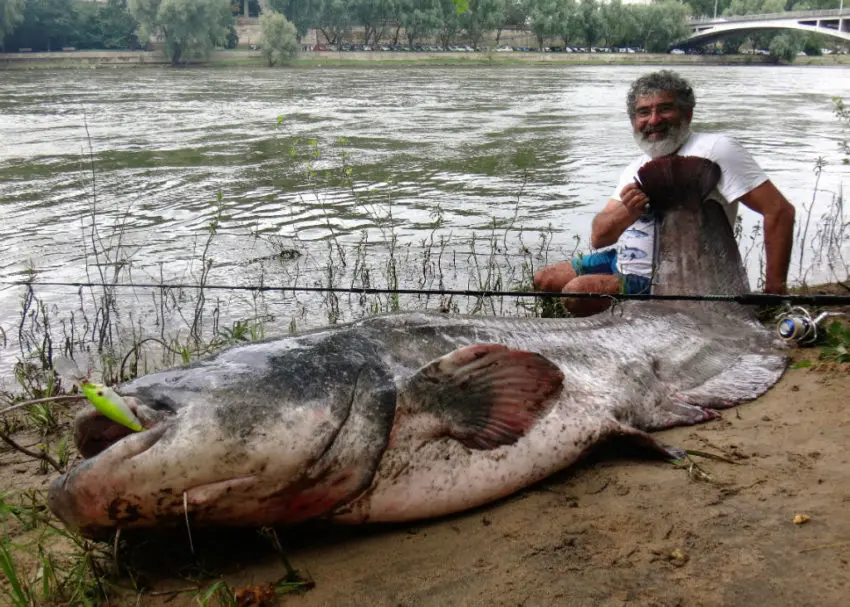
[560,274,621,317]
[534,262,577,292]
[532,267,556,291]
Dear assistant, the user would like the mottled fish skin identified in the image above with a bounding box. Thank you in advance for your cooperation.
[47,156,787,536]
[624,228,650,238]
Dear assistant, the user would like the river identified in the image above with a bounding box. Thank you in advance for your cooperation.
[1,64,849,374]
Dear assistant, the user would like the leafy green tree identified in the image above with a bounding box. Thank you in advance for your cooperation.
[552,0,579,49]
[260,10,298,64]
[398,0,441,47]
[577,0,603,48]
[388,1,405,43]
[70,0,101,48]
[5,0,74,52]
[527,0,559,49]
[722,0,783,52]
[0,0,24,50]
[99,0,141,49]
[494,0,526,46]
[129,0,233,64]
[768,32,800,63]
[267,0,323,41]
[316,0,352,45]
[2,0,141,51]
[601,0,636,48]
[437,0,461,47]
[460,0,504,49]
[350,0,397,45]
[721,34,746,54]
[682,0,731,18]
[801,33,826,56]
[784,0,838,9]
[631,0,690,52]
[723,0,783,15]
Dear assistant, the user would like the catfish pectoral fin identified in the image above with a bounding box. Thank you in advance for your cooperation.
[397,344,564,450]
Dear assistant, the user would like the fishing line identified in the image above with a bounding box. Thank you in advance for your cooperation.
[2,280,850,306]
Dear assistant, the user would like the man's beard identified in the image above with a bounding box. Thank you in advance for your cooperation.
[633,122,692,159]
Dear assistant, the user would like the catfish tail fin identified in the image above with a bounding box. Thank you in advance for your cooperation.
[637,156,721,214]
[637,156,749,299]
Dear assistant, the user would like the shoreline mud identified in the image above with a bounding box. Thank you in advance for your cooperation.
[3,49,850,69]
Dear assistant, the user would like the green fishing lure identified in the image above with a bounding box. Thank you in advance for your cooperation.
[80,381,143,432]
[54,357,144,432]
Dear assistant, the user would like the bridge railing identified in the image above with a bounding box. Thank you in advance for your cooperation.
[690,8,850,25]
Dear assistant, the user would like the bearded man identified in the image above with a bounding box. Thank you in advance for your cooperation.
[534,70,795,316]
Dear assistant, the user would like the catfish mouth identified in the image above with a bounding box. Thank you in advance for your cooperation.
[50,398,175,536]
[73,395,172,459]
[48,421,170,539]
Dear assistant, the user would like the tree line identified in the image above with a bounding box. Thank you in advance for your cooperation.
[0,0,844,61]
[268,0,843,51]
[0,0,139,52]
[270,0,694,51]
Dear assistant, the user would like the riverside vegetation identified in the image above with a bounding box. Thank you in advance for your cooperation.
[0,0,847,66]
[0,106,848,604]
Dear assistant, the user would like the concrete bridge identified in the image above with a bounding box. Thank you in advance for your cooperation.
[685,8,850,46]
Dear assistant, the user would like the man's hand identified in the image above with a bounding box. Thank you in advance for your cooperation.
[591,184,650,249]
[620,182,649,215]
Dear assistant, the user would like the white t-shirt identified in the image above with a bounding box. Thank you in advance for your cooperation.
[611,132,768,278]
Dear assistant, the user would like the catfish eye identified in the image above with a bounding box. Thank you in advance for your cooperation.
[149,397,177,413]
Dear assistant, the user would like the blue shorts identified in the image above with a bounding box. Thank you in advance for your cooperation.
[570,249,651,295]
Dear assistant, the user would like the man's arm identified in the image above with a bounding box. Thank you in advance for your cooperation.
[738,180,795,294]
[591,183,648,249]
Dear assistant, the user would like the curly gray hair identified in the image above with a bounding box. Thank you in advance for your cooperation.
[626,70,696,121]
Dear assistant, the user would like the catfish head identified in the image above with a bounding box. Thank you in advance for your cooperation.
[48,331,397,538]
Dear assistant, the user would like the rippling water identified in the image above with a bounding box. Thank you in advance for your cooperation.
[1,64,849,369]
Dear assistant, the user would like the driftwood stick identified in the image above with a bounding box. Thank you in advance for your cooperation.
[0,431,63,472]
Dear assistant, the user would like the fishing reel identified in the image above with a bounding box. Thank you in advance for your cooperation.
[775,306,831,345]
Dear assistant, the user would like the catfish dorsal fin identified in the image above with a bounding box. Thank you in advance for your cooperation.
[397,344,563,450]
[637,156,721,214]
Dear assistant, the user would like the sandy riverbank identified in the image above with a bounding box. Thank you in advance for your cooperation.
[1,327,849,606]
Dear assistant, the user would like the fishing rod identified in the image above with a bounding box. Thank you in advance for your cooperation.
[3,280,850,306]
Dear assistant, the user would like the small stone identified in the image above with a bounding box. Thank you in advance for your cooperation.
[669,548,689,566]
[792,514,810,525]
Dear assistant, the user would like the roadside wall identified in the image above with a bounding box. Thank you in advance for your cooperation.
[0,50,168,66]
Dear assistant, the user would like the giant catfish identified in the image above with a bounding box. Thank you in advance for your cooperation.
[48,157,787,537]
